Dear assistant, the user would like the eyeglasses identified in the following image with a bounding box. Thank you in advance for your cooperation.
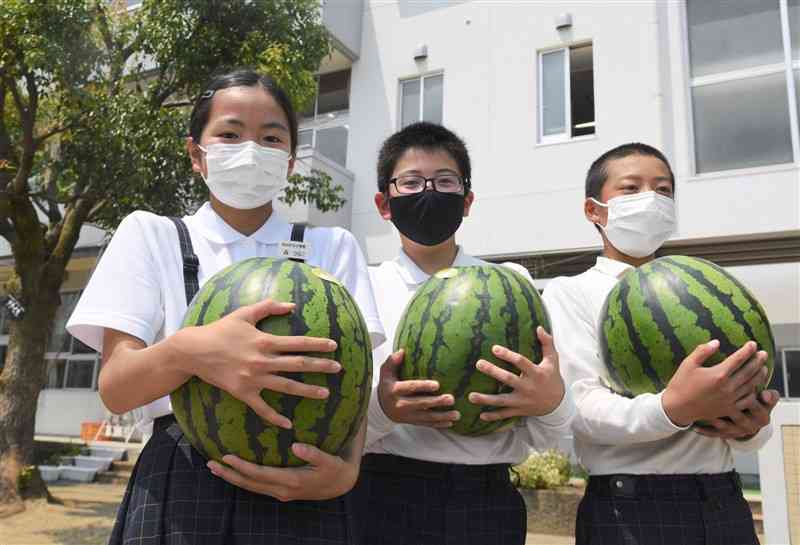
[388,174,466,195]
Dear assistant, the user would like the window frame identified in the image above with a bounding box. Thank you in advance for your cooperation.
[397,71,445,130]
[681,0,800,175]
[536,41,596,146]
[781,347,800,399]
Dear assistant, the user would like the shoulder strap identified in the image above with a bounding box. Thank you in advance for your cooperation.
[168,217,200,305]
[289,223,307,262]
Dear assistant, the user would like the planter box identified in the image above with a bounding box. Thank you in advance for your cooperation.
[38,466,61,483]
[519,486,583,536]
[89,447,126,461]
[59,466,97,483]
[74,456,113,472]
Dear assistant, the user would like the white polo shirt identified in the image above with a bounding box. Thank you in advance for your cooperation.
[67,202,385,424]
[364,248,575,465]
[543,256,772,475]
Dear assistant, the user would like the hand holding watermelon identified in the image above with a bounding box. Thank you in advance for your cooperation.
[207,422,366,501]
[468,326,565,420]
[377,349,461,428]
[693,388,779,440]
[661,339,769,427]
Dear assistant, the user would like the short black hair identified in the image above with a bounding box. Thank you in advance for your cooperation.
[585,143,675,200]
[376,122,471,193]
[189,68,298,157]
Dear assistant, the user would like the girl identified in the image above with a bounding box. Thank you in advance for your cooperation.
[67,68,384,545]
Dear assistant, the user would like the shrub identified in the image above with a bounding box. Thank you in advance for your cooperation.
[511,449,571,490]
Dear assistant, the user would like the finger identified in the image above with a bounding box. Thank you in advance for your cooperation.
[725,411,759,437]
[745,394,771,427]
[265,334,337,354]
[719,341,758,376]
[291,443,341,468]
[267,355,341,374]
[244,394,292,429]
[414,410,460,425]
[479,407,523,421]
[490,345,535,374]
[537,327,558,366]
[733,367,767,400]
[681,339,720,369]
[760,389,780,410]
[468,391,513,407]
[262,374,330,400]
[233,299,295,324]
[392,379,441,396]
[475,360,520,387]
[692,418,742,439]
[207,459,286,498]
[729,352,766,389]
[381,350,405,376]
[734,392,758,412]
[396,394,455,412]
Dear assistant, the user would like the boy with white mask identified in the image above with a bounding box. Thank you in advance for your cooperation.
[543,143,779,545]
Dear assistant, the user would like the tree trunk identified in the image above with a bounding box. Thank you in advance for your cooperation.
[0,287,60,516]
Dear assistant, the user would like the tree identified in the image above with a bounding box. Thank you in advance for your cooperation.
[0,0,337,514]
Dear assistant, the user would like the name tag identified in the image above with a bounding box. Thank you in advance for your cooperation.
[279,240,310,260]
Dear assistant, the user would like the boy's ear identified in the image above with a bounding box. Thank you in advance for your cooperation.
[584,197,606,226]
[463,191,475,217]
[375,192,392,220]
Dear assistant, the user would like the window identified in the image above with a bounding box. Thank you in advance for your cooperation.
[686,0,799,173]
[41,290,100,390]
[538,43,595,143]
[784,348,800,398]
[399,73,443,128]
[298,70,351,167]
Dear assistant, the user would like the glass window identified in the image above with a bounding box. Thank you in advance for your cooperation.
[0,307,9,335]
[400,79,421,129]
[44,359,66,389]
[570,44,595,137]
[692,73,793,172]
[65,360,95,389]
[48,292,81,353]
[539,44,595,141]
[541,49,567,137]
[298,129,313,148]
[315,126,349,166]
[785,349,800,398]
[791,0,800,60]
[422,74,443,125]
[687,0,783,77]
[317,70,351,115]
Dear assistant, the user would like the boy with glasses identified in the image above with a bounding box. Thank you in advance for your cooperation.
[349,122,575,545]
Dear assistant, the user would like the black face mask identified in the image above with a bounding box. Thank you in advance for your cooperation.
[389,191,465,246]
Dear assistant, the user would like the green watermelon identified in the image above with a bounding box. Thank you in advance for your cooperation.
[170,257,372,467]
[599,255,776,400]
[394,264,551,436]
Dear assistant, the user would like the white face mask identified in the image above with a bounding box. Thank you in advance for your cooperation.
[198,141,290,210]
[591,191,677,258]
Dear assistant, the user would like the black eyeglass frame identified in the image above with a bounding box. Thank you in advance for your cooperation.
[387,174,469,195]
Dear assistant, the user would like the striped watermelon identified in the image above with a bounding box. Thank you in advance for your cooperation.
[170,257,372,467]
[394,265,551,436]
[599,255,776,400]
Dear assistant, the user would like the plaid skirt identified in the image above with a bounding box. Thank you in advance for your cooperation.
[108,415,353,545]
[576,472,759,545]
[347,453,526,545]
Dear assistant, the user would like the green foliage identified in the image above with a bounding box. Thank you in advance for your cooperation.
[511,450,571,490]
[281,169,346,213]
[17,465,35,491]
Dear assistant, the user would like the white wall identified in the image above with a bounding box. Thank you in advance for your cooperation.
[36,390,107,437]
[346,1,799,264]
[322,0,364,59]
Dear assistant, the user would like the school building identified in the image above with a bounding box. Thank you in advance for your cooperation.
[2,1,798,540]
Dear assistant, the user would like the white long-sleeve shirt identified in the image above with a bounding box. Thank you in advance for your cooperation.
[543,256,772,475]
[365,248,575,465]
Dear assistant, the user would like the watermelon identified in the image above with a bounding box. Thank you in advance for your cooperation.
[394,264,551,436]
[170,257,372,467]
[599,255,776,401]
